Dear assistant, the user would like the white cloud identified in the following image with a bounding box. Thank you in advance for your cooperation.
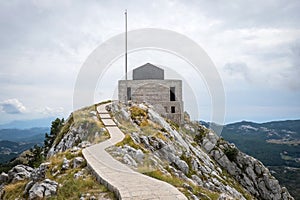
[0,98,26,114]
[37,106,64,116]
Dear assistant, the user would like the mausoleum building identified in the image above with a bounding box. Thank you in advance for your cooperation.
[118,63,184,124]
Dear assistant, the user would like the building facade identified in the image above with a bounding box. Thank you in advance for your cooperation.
[118,63,184,124]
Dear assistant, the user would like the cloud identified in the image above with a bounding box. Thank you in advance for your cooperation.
[0,98,26,114]
[223,62,251,81]
[37,106,64,116]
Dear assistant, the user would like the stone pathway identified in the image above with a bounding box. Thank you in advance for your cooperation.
[82,103,187,200]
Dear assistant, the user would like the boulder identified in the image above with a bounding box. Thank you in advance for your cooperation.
[30,162,50,182]
[0,172,8,184]
[28,179,58,200]
[73,157,85,168]
[174,157,189,175]
[7,165,33,183]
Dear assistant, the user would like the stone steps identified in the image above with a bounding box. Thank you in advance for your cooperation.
[82,103,187,200]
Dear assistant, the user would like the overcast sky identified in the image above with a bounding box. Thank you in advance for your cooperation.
[0,0,299,125]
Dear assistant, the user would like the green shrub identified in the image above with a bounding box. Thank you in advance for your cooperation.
[224,147,239,162]
[194,126,208,144]
[130,106,147,119]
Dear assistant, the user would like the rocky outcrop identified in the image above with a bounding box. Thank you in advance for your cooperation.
[108,103,249,199]
[22,162,58,200]
[208,138,294,200]
[7,165,33,183]
[30,162,49,182]
[27,179,58,200]
[108,102,294,200]
[47,123,95,157]
[47,108,106,157]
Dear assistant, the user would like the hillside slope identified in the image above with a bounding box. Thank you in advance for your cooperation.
[105,102,293,200]
[0,102,294,200]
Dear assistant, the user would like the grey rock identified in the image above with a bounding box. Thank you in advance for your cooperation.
[28,179,58,200]
[131,132,141,144]
[191,175,203,186]
[123,154,137,167]
[218,193,235,200]
[0,185,5,200]
[8,165,33,183]
[182,183,193,191]
[174,157,189,175]
[135,149,144,162]
[0,172,8,184]
[90,195,97,200]
[79,141,91,148]
[30,162,49,182]
[71,146,81,153]
[61,158,70,170]
[73,157,85,168]
[24,180,34,194]
[74,170,84,179]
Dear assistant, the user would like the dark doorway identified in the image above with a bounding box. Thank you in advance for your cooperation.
[170,87,175,101]
[127,87,131,100]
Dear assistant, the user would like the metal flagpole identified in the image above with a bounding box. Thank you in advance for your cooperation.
[125,9,128,81]
[125,10,128,105]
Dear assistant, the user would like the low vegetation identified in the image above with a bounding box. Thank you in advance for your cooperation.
[143,170,220,200]
[224,146,239,162]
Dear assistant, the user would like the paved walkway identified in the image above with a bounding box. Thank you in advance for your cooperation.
[82,103,187,200]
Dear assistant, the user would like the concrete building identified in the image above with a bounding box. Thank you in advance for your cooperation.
[118,63,184,124]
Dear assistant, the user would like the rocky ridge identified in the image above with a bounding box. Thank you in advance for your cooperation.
[106,102,294,200]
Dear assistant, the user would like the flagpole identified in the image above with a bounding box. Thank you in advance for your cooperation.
[125,9,128,81]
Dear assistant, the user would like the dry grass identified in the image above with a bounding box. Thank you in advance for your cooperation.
[3,180,27,199]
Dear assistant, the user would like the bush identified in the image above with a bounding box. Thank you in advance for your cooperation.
[194,126,208,144]
[224,147,239,162]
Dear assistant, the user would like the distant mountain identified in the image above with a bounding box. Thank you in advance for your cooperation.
[0,117,54,129]
[0,128,48,164]
[219,120,300,167]
[0,127,49,142]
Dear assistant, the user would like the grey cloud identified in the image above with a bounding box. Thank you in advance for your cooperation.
[0,98,26,114]
[190,0,300,29]
[223,62,251,81]
[285,40,300,90]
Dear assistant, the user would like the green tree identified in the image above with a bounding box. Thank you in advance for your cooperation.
[43,118,64,157]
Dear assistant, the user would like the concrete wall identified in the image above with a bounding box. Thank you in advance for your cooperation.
[118,79,184,124]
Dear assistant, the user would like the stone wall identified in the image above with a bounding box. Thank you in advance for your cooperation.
[118,79,184,124]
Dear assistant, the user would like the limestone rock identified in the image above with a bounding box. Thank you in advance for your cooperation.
[28,179,58,200]
[123,154,137,167]
[0,172,8,184]
[30,162,49,182]
[7,165,33,183]
[210,138,294,200]
[174,157,189,175]
[73,157,85,168]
